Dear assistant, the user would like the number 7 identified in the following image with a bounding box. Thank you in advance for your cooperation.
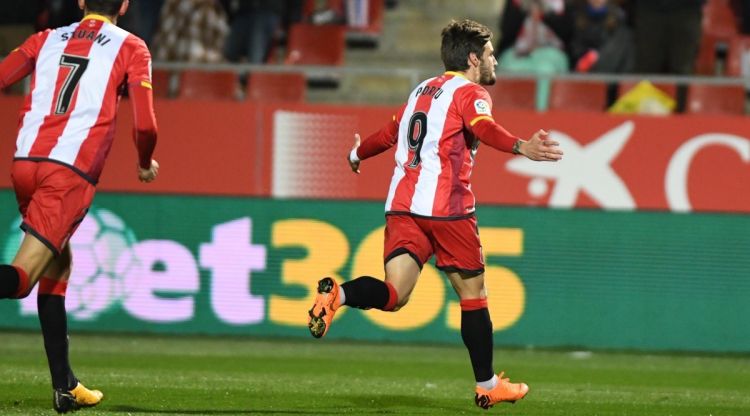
[55,54,90,115]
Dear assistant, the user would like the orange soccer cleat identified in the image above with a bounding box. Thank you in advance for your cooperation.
[307,277,341,338]
[474,372,529,410]
[53,382,104,413]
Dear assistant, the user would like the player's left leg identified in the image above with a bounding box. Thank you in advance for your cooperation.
[434,216,528,409]
[38,245,103,413]
[342,253,422,312]
[307,253,421,338]
[446,271,528,409]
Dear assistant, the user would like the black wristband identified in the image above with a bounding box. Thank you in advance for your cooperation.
[512,139,522,155]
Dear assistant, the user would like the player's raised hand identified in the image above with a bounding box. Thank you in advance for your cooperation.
[519,129,563,162]
[348,133,362,174]
[138,159,159,183]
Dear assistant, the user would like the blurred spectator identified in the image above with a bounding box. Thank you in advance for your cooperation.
[131,0,166,46]
[284,0,305,29]
[496,0,573,74]
[151,0,228,63]
[222,0,301,63]
[633,0,705,74]
[569,0,634,73]
[346,0,370,29]
[35,0,82,30]
[309,0,369,28]
[612,0,635,27]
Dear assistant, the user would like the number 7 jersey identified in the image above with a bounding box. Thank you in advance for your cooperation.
[386,72,494,218]
[12,15,152,183]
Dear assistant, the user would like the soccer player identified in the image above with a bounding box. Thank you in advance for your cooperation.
[0,0,159,412]
[308,19,563,409]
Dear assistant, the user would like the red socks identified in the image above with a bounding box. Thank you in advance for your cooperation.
[12,266,30,298]
[38,277,68,296]
[460,298,488,311]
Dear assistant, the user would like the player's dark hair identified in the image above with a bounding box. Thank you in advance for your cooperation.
[440,20,493,71]
[84,0,125,16]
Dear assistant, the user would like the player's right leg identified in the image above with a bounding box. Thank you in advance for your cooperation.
[5,161,99,413]
[39,245,103,414]
[308,214,430,338]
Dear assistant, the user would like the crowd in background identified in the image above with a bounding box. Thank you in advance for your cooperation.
[497,0,750,76]
[0,0,749,76]
[0,0,375,63]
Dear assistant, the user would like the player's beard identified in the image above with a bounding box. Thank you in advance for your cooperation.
[478,60,496,85]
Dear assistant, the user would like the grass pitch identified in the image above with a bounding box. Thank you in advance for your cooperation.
[0,331,748,415]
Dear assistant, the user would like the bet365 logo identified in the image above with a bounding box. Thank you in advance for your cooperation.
[3,208,268,325]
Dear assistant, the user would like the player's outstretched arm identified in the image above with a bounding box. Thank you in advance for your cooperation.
[347,117,399,174]
[516,129,563,162]
[472,120,563,162]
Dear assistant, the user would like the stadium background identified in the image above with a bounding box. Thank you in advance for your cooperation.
[0,0,749,358]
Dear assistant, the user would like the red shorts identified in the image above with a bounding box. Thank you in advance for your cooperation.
[384,214,484,276]
[11,161,96,256]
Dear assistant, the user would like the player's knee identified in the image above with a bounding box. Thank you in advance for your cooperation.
[57,249,73,276]
[58,266,72,282]
[392,294,411,311]
[11,280,33,299]
[12,287,33,299]
[383,281,410,312]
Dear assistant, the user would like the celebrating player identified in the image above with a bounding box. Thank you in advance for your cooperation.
[0,0,158,412]
[308,19,563,409]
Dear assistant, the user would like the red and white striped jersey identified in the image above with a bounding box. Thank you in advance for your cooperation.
[13,15,153,183]
[385,72,494,218]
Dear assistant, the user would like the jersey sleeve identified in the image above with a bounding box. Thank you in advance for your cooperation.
[457,84,495,130]
[125,38,158,169]
[125,38,153,89]
[355,103,406,161]
[17,30,50,61]
[459,84,521,154]
[0,30,49,89]
[394,102,407,124]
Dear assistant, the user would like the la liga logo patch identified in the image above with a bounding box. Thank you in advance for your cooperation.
[474,99,491,115]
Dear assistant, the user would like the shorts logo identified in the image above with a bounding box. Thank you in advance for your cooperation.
[474,99,491,115]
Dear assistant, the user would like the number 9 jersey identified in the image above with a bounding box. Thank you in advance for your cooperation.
[385,71,498,219]
[8,15,156,184]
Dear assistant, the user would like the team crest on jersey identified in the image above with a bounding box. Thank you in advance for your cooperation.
[474,99,491,115]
